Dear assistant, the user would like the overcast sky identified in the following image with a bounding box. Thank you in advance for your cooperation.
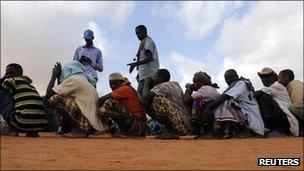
[1,1,303,95]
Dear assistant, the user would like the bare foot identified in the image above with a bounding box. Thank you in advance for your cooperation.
[61,130,88,138]
[155,131,180,140]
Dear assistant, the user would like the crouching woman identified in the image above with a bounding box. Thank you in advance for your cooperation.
[46,61,107,138]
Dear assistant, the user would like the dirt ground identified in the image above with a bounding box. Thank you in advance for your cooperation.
[1,133,303,170]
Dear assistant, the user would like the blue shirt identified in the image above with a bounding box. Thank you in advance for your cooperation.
[74,45,103,81]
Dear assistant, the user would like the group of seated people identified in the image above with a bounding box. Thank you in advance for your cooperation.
[0,61,303,139]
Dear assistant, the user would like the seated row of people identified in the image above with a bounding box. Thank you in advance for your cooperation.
[0,62,303,139]
[185,68,302,139]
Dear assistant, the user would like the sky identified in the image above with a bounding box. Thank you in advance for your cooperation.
[1,1,303,96]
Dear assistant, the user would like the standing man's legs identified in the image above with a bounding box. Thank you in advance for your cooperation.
[137,79,145,98]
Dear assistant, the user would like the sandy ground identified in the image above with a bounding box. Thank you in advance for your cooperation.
[1,133,303,170]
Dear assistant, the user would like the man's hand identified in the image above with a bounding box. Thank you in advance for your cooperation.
[52,62,61,79]
[127,62,137,73]
[80,56,92,65]
[145,77,153,84]
[254,90,263,98]
[231,101,241,110]
[185,83,195,91]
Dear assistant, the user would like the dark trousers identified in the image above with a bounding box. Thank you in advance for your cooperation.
[255,91,291,135]
[137,79,145,98]
[42,96,61,132]
[0,90,14,124]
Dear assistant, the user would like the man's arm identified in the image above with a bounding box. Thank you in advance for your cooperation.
[46,62,61,98]
[98,93,112,106]
[183,83,195,103]
[73,48,80,61]
[92,50,103,72]
[208,94,231,110]
[127,50,153,73]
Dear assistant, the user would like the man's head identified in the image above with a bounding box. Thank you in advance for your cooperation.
[278,69,295,87]
[224,69,238,86]
[153,69,170,85]
[109,72,128,91]
[258,67,278,87]
[6,63,23,77]
[83,29,94,46]
[192,71,212,91]
[135,25,147,41]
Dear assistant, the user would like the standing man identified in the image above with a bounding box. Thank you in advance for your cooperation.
[127,25,159,98]
[74,29,103,87]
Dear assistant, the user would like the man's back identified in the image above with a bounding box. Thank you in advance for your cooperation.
[2,75,47,132]
[286,80,303,104]
[111,84,145,120]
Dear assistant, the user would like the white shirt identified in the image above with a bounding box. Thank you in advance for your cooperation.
[262,81,299,136]
[224,80,265,135]
[138,38,159,81]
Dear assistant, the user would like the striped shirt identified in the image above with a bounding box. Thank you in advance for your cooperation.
[2,76,47,132]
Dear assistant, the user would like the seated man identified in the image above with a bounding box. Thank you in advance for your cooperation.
[205,69,265,138]
[142,69,192,139]
[278,69,303,136]
[257,67,299,137]
[97,73,146,137]
[184,71,247,139]
[0,74,14,135]
[46,61,107,138]
[0,63,47,137]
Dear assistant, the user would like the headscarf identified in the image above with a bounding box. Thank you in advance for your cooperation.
[59,60,97,87]
[109,72,131,86]
[194,71,219,88]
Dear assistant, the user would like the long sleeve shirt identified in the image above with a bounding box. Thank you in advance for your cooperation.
[74,45,103,81]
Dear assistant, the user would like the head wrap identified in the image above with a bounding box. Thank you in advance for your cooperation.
[59,60,97,87]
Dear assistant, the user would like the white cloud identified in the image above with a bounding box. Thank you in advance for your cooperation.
[39,1,135,29]
[1,1,135,94]
[152,1,243,40]
[213,1,303,92]
[168,52,206,91]
[87,21,117,59]
[161,1,303,94]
